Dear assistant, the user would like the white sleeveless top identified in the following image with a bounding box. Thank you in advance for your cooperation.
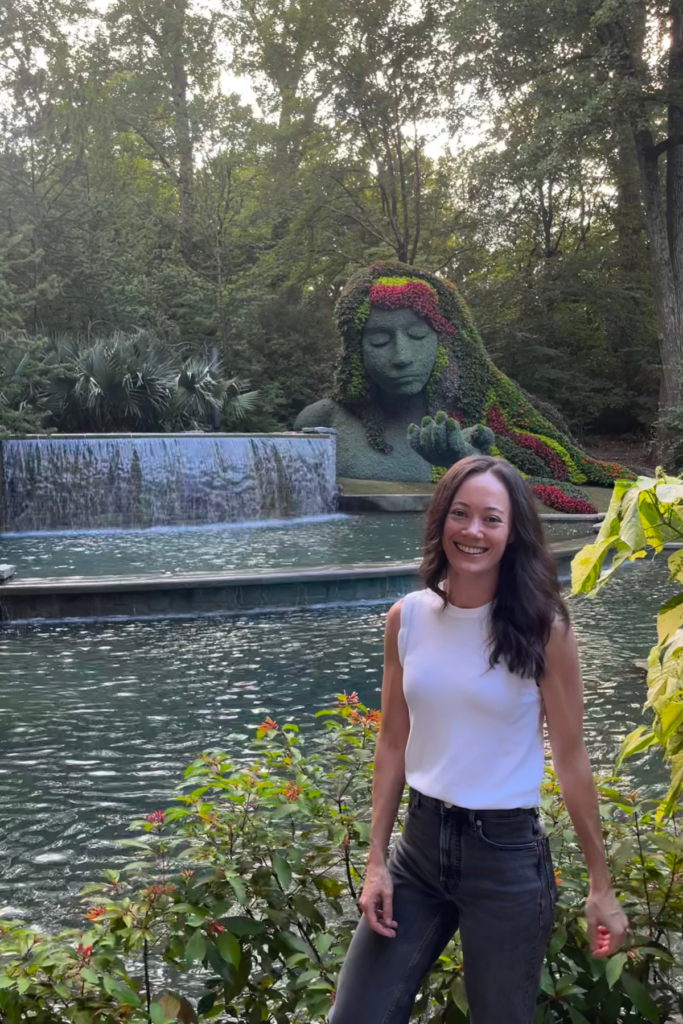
[398,588,545,809]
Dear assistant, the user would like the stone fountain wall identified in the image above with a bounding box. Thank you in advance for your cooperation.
[0,431,337,532]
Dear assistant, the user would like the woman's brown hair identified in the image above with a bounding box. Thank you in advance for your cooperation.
[421,455,569,680]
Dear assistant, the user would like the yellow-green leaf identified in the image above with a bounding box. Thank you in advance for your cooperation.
[657,594,683,642]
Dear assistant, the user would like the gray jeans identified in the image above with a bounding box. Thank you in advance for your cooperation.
[330,789,556,1024]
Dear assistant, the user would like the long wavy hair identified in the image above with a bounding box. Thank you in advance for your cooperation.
[420,455,569,680]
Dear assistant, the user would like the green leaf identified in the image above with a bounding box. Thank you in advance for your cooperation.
[196,992,216,1017]
[272,852,292,892]
[568,1008,591,1024]
[102,974,141,1007]
[657,594,683,642]
[605,951,628,988]
[216,931,241,966]
[450,975,468,1014]
[621,972,659,1023]
[222,917,266,937]
[618,726,656,764]
[185,929,207,965]
[227,875,247,905]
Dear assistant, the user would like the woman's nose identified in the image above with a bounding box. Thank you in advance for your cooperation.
[463,519,484,537]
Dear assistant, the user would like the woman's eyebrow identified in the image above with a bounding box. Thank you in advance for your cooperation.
[450,500,505,513]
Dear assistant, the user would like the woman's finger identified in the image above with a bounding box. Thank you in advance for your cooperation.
[362,892,396,938]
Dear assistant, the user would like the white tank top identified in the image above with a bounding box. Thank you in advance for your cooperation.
[398,588,545,809]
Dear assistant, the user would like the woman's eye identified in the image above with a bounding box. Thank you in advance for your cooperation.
[367,333,391,347]
[408,330,429,340]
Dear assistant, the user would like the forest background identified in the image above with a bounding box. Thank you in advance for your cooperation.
[2,0,682,451]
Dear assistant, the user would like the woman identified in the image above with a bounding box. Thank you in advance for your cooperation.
[330,455,628,1024]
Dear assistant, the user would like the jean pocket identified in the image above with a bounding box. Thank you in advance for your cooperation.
[475,815,539,852]
[542,835,558,906]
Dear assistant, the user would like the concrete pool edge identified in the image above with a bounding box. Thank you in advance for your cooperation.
[0,540,593,624]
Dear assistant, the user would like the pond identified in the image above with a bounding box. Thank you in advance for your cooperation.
[0,514,590,579]
[0,555,670,925]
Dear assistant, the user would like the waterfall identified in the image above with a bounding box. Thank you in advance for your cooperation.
[0,432,337,532]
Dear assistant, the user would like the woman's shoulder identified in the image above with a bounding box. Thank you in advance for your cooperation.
[390,588,439,631]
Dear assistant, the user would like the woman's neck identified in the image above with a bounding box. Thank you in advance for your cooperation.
[444,567,499,609]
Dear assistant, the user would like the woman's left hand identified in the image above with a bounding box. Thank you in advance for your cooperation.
[585,886,628,957]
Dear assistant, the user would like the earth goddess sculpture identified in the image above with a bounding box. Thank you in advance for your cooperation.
[294,261,633,512]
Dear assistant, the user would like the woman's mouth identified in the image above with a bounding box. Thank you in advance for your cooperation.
[454,543,488,555]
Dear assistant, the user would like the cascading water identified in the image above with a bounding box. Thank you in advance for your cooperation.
[0,432,337,532]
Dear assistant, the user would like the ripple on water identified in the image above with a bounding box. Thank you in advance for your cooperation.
[0,555,673,923]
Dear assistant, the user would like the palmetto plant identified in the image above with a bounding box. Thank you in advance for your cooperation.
[43,331,258,432]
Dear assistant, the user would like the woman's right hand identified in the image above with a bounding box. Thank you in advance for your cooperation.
[359,858,397,938]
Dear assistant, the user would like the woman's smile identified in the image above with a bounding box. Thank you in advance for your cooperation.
[454,542,489,555]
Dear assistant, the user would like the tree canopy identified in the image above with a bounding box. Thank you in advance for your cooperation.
[1,0,676,440]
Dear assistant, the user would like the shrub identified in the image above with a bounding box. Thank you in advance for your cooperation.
[1,700,681,1023]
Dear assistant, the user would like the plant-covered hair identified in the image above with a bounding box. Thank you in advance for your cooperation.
[421,454,569,680]
[332,260,635,507]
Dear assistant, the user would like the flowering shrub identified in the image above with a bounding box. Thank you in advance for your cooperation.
[531,484,597,515]
[1,700,682,1023]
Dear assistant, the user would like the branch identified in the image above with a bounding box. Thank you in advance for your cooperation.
[651,134,683,159]
[118,118,173,172]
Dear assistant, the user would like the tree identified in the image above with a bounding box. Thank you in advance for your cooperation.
[437,0,683,431]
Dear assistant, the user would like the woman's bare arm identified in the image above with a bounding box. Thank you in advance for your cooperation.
[540,621,628,956]
[360,599,411,937]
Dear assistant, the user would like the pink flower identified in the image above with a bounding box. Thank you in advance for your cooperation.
[368,282,456,337]
[145,810,164,825]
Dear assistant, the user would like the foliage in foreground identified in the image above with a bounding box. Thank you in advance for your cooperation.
[572,471,683,821]
[0,702,681,1024]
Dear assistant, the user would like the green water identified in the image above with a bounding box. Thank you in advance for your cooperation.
[0,514,587,579]
[0,555,669,925]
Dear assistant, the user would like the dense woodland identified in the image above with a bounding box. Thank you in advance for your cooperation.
[1,0,682,445]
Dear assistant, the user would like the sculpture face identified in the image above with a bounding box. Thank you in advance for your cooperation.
[361,307,438,396]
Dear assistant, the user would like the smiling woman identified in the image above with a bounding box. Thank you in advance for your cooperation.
[329,454,628,1024]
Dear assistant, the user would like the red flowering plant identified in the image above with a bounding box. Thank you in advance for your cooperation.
[1,700,681,1021]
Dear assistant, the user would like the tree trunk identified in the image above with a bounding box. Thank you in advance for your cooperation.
[634,128,683,414]
[168,1,194,265]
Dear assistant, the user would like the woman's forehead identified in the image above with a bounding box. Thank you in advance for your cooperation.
[451,473,510,509]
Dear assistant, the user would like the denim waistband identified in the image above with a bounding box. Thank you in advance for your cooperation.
[409,787,539,819]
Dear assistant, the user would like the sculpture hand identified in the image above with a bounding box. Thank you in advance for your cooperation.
[407,412,494,467]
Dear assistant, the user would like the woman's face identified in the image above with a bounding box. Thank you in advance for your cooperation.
[361,308,438,395]
[441,471,512,579]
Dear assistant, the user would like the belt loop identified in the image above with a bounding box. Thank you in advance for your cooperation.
[468,809,476,827]
[416,790,422,809]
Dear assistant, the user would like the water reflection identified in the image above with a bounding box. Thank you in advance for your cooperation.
[0,556,668,924]
[0,514,588,579]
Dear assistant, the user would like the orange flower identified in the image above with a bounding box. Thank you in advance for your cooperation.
[284,782,302,802]
[180,870,194,879]
[362,709,381,731]
[258,717,278,732]
[554,869,562,883]
[85,906,106,921]
[206,920,225,936]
